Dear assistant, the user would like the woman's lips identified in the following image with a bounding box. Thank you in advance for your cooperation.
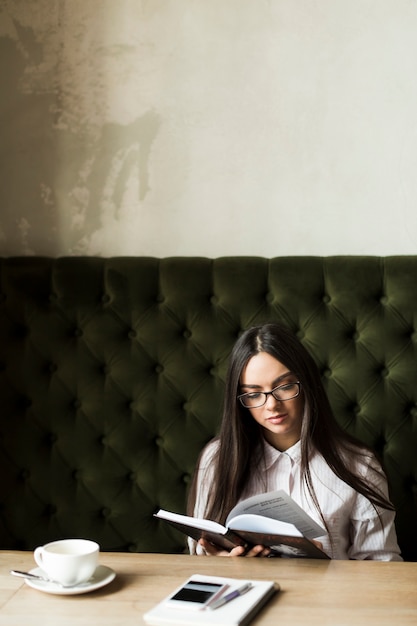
[267,414,288,424]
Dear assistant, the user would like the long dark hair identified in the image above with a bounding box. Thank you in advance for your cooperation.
[188,322,394,529]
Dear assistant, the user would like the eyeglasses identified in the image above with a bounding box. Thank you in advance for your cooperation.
[237,381,301,408]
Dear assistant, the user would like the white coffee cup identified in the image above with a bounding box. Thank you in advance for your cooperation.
[34,539,99,586]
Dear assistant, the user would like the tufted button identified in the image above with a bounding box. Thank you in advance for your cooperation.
[183,329,191,339]
[19,469,30,481]
[155,436,163,447]
[101,294,110,304]
[323,368,332,378]
[19,395,32,409]
[182,473,191,484]
[374,435,386,454]
[48,293,57,303]
[322,294,331,304]
[46,432,57,445]
[128,329,137,339]
[72,398,81,410]
[155,364,164,374]
[380,295,388,305]
[127,544,137,552]
[380,367,389,378]
[15,324,28,339]
[73,327,83,338]
[101,507,111,518]
[44,504,57,517]
[72,469,81,480]
[48,362,57,374]
[210,295,218,305]
[156,294,165,303]
[265,292,274,304]
[101,364,110,376]
[352,331,359,341]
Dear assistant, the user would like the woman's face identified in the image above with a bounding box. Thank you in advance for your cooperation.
[239,351,304,451]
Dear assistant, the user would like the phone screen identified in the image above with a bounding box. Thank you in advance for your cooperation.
[170,580,224,604]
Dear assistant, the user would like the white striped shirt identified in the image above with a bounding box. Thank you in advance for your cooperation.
[189,438,403,560]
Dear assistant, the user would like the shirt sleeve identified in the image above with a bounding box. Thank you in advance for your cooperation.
[188,441,218,555]
[347,456,403,561]
[348,511,403,561]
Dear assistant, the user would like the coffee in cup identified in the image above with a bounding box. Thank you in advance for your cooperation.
[34,538,99,586]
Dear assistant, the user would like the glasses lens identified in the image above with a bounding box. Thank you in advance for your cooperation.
[239,382,299,408]
[273,382,299,401]
[239,392,265,408]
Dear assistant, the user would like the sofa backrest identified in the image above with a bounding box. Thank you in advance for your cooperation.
[0,257,416,560]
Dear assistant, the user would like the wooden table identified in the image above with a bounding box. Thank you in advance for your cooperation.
[1,551,416,625]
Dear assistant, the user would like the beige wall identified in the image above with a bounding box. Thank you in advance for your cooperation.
[1,1,417,257]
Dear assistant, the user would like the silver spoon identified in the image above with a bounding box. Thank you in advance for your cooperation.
[10,569,88,588]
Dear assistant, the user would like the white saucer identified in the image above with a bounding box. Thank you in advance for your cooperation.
[24,565,116,595]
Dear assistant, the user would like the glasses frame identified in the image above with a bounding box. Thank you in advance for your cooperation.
[237,381,301,409]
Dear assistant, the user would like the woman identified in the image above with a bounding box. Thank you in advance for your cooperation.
[187,322,402,560]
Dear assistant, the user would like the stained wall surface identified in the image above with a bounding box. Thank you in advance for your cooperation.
[1,1,417,257]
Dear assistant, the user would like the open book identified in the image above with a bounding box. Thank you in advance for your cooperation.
[155,490,330,559]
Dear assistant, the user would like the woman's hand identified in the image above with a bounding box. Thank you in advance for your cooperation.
[198,538,271,557]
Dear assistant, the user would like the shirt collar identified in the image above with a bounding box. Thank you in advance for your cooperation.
[262,438,302,469]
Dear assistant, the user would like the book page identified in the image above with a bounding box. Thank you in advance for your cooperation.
[227,513,302,537]
[226,490,325,539]
[155,509,227,534]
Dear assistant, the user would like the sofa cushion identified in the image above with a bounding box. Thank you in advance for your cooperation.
[0,256,416,560]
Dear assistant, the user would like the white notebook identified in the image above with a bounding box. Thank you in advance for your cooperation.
[143,574,279,626]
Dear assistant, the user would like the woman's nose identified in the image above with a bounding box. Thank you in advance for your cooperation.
[265,392,281,408]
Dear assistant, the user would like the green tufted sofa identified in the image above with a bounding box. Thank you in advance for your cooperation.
[0,256,416,561]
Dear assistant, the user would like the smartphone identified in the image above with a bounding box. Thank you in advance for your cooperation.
[164,576,229,611]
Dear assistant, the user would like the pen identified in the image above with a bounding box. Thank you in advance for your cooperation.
[208,582,253,610]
